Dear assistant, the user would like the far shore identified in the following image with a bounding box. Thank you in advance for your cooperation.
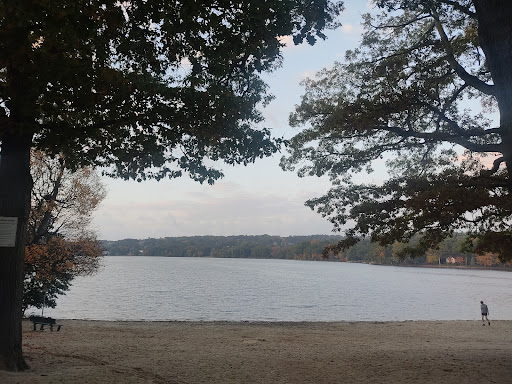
[2,319,511,383]
[367,262,512,272]
[105,254,512,272]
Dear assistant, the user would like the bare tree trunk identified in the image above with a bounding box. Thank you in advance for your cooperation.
[474,0,512,173]
[0,133,33,371]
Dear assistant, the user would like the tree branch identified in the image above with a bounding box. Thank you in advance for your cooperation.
[373,14,431,30]
[439,0,477,19]
[480,156,506,176]
[32,158,65,245]
[374,125,501,153]
[431,10,495,96]
[415,98,501,142]
[362,22,436,67]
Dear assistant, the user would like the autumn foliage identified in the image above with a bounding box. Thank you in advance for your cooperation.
[23,151,106,314]
[23,237,102,313]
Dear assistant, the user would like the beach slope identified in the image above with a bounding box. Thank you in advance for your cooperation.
[1,319,511,383]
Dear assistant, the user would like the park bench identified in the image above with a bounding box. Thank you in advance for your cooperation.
[29,315,63,331]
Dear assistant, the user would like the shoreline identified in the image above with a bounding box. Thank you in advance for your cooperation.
[3,319,511,383]
[372,262,512,272]
[104,255,512,272]
[21,317,511,323]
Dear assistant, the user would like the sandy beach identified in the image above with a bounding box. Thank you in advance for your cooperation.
[2,319,511,383]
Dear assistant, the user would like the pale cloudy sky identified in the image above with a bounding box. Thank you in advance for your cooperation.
[93,1,375,240]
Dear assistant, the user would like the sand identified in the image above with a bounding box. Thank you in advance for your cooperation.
[1,319,511,383]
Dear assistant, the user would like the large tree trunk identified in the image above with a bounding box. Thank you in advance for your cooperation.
[0,133,33,371]
[474,0,512,173]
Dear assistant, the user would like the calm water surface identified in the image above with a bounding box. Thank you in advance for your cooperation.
[41,257,512,322]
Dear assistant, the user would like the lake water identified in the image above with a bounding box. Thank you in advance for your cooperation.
[40,256,512,322]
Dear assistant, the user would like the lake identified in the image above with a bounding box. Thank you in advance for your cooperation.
[39,256,512,322]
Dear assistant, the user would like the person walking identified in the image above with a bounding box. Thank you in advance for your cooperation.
[480,301,490,326]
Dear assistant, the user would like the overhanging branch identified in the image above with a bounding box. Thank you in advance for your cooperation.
[431,10,495,96]
[373,124,501,153]
[480,156,506,176]
[439,0,477,19]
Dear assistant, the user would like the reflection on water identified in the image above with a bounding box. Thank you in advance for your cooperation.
[41,257,512,322]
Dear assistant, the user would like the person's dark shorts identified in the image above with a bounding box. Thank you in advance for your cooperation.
[482,312,488,316]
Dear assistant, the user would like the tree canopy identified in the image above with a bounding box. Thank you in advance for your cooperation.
[281,0,512,261]
[0,0,343,371]
[1,0,343,183]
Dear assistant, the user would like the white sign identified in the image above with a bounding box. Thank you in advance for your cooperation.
[0,217,18,247]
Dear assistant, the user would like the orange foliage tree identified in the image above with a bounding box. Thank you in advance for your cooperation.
[475,253,500,267]
[23,151,106,314]
[23,237,103,313]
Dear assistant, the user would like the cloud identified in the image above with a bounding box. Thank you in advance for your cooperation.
[92,181,334,240]
[278,35,295,48]
[457,152,503,170]
[278,35,322,52]
[341,24,355,34]
[299,70,317,81]
[339,23,365,38]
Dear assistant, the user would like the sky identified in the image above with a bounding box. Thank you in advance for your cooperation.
[92,1,378,241]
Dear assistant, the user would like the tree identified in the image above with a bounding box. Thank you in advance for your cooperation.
[426,250,441,265]
[28,150,106,242]
[0,0,342,370]
[24,236,103,314]
[475,252,499,266]
[281,1,512,261]
[23,150,105,314]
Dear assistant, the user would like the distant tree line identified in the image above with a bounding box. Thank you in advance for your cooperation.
[102,234,510,268]
[102,235,342,260]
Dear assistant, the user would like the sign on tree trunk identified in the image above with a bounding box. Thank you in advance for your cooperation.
[0,217,18,247]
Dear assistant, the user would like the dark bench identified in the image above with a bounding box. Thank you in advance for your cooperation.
[29,316,63,331]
